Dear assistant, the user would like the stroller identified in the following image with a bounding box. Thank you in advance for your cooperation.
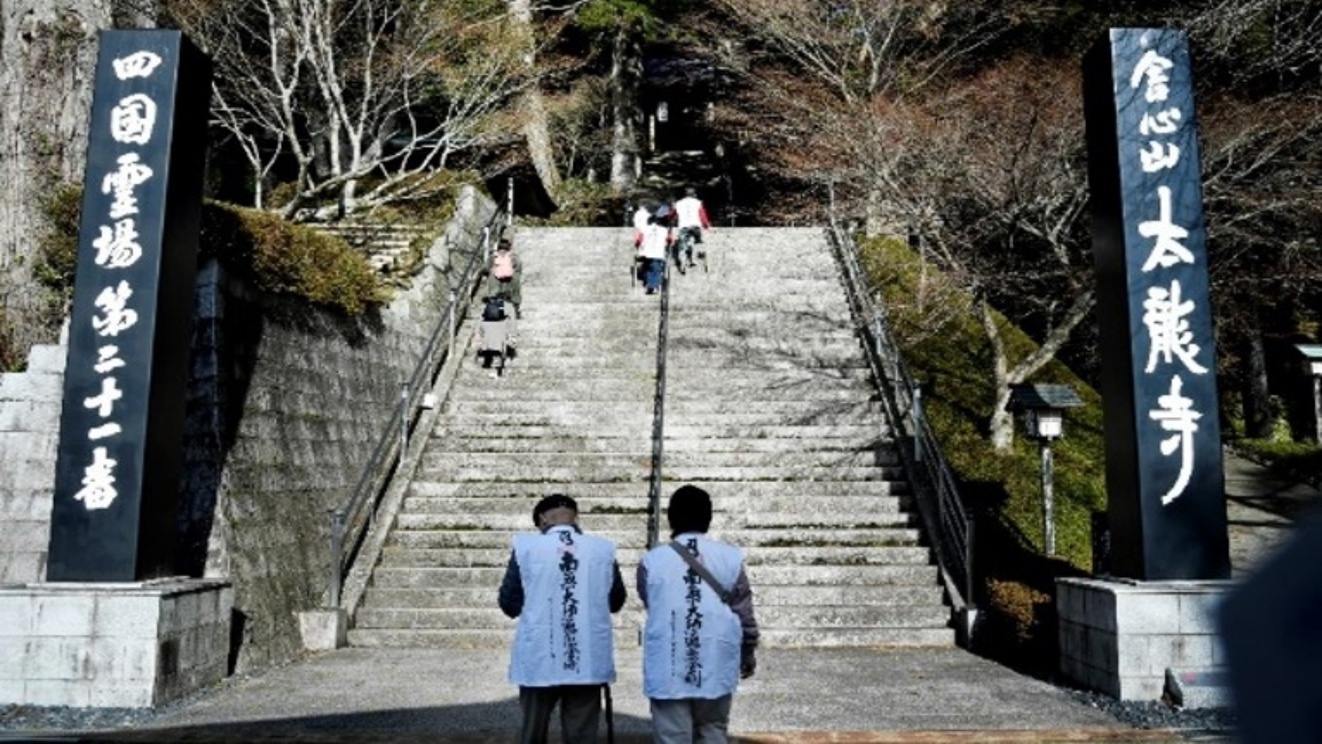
[477,295,515,377]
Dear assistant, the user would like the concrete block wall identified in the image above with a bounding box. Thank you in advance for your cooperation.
[183,186,496,673]
[0,341,67,584]
[1057,577,1231,700]
[0,186,496,676]
[0,579,232,707]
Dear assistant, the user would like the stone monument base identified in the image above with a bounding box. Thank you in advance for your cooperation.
[1056,576,1231,701]
[0,578,232,708]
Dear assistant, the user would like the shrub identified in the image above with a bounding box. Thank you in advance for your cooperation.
[200,203,386,315]
[34,184,82,302]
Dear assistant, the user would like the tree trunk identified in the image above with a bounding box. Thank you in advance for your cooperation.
[980,297,1016,451]
[508,0,560,205]
[982,287,1096,452]
[608,24,638,195]
[1240,322,1274,439]
[0,0,112,358]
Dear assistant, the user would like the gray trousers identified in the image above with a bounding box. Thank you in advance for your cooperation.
[648,695,734,744]
[519,685,602,744]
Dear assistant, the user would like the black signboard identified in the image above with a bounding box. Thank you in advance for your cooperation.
[47,31,211,582]
[1083,28,1230,580]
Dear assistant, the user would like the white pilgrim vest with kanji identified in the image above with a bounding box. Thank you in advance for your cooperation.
[509,525,617,687]
[640,532,743,699]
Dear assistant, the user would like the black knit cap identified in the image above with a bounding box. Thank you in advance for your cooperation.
[532,493,577,526]
[667,484,712,537]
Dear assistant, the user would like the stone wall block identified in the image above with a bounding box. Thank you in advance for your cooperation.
[34,594,94,637]
[24,679,90,707]
[0,373,63,402]
[1177,592,1222,634]
[1117,592,1180,635]
[93,596,161,640]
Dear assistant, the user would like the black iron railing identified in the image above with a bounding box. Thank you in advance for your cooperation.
[328,208,506,607]
[645,255,673,549]
[824,211,975,612]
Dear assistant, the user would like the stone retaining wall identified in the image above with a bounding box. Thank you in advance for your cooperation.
[0,185,496,674]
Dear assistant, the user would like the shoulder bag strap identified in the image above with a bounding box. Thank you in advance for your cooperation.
[669,540,733,605]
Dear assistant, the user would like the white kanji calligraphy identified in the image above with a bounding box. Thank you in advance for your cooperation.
[1139,141,1181,172]
[89,423,122,440]
[92,281,138,337]
[1143,279,1208,375]
[75,447,118,510]
[102,153,154,219]
[1139,108,1182,136]
[1139,186,1193,271]
[111,93,157,145]
[84,377,123,418]
[1150,375,1201,506]
[1130,50,1174,103]
[94,345,125,374]
[112,51,163,80]
[93,219,143,268]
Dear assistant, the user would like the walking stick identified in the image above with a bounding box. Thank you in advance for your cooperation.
[603,683,615,744]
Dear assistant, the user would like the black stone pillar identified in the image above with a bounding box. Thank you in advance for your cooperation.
[1083,28,1230,580]
[47,31,212,582]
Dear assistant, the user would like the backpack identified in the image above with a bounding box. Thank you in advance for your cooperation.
[482,296,506,322]
[492,251,515,279]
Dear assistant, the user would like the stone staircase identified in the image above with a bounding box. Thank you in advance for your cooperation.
[312,221,432,273]
[349,227,656,648]
[663,227,951,646]
[348,226,953,649]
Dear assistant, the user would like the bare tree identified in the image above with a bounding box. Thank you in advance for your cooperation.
[167,0,530,218]
[713,0,1002,106]
[859,61,1095,450]
[1199,92,1322,436]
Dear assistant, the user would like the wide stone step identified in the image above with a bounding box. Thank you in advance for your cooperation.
[394,513,649,531]
[346,628,644,650]
[422,449,900,469]
[450,367,874,387]
[755,604,950,629]
[432,437,653,453]
[433,410,882,429]
[386,530,650,550]
[354,607,645,631]
[403,480,910,499]
[375,545,930,568]
[644,465,908,482]
[359,583,946,610]
[398,494,911,516]
[431,435,887,454]
[753,585,945,607]
[348,626,955,650]
[417,450,652,471]
[383,527,922,551]
[391,510,914,532]
[744,564,939,586]
[440,400,881,417]
[415,464,906,484]
[429,425,891,442]
[758,627,954,647]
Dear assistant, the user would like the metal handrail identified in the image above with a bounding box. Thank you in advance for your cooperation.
[328,207,505,607]
[824,208,974,612]
[645,252,673,549]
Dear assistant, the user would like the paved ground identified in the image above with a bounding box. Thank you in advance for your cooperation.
[71,648,1177,743]
[1223,449,1320,578]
